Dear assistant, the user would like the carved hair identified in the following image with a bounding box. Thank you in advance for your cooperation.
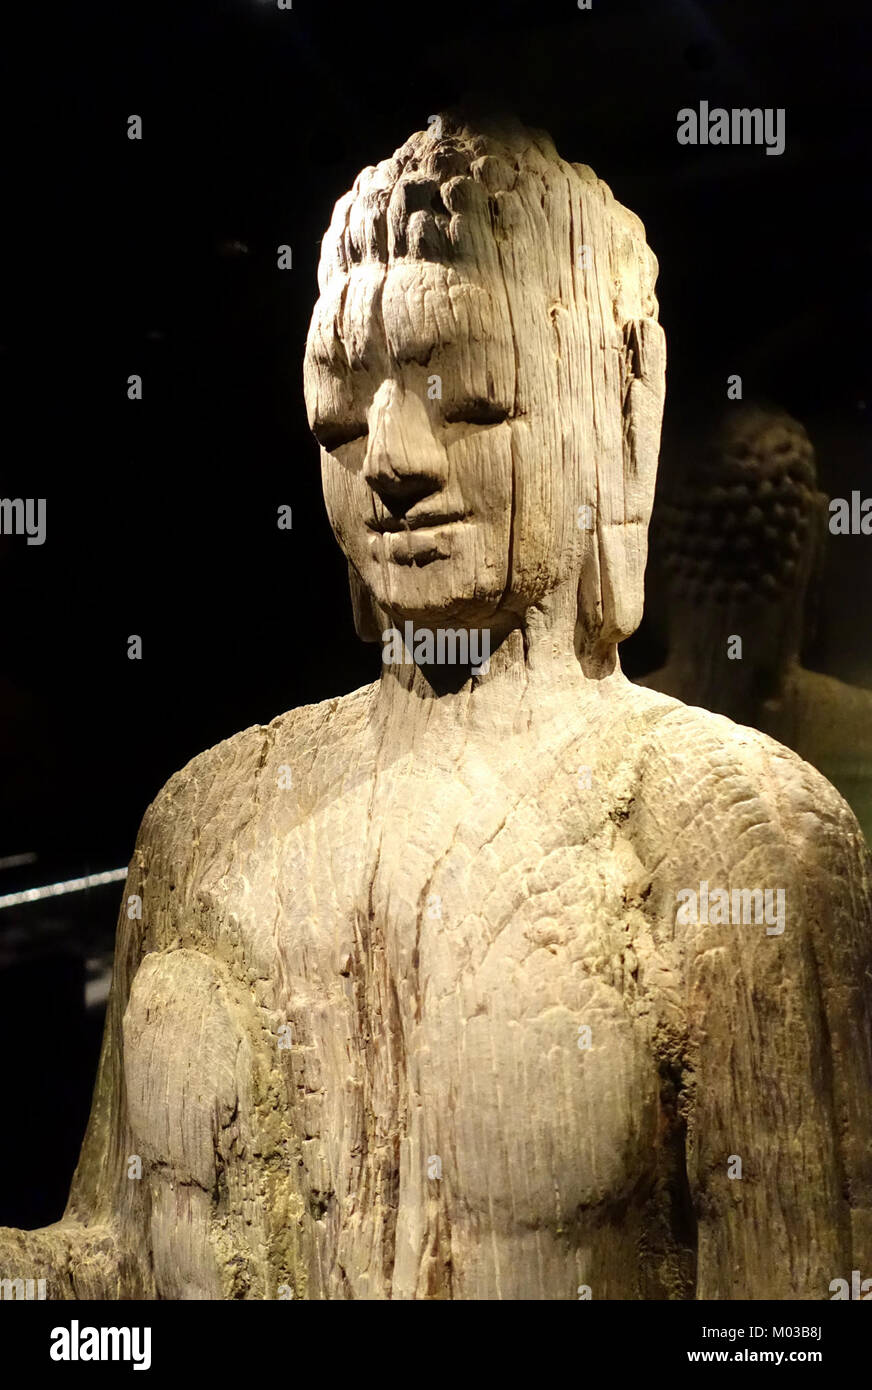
[315,112,659,329]
[658,404,824,608]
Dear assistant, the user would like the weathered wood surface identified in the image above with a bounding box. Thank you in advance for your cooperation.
[2,117,871,1299]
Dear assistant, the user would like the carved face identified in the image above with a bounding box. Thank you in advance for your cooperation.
[304,123,666,646]
[305,257,592,628]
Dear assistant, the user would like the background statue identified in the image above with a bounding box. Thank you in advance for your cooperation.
[2,117,870,1300]
[639,402,872,842]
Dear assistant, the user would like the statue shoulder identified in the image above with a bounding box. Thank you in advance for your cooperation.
[633,698,870,886]
[790,666,872,769]
[137,683,377,854]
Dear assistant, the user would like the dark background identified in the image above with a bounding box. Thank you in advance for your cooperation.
[1,0,869,1227]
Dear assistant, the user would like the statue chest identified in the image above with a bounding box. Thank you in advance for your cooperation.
[262,764,665,1296]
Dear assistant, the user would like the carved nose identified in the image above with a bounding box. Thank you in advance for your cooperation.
[364,381,447,519]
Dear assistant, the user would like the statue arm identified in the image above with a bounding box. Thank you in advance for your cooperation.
[0,814,161,1299]
[683,757,872,1299]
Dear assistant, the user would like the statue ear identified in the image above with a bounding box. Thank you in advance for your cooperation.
[347,561,383,643]
[593,316,666,646]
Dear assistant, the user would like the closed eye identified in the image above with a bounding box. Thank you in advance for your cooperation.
[443,400,510,427]
[313,421,369,452]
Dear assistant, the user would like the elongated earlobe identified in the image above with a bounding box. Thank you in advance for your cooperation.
[587,315,666,646]
[348,561,382,642]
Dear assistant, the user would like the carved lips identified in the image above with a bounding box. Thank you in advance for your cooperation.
[366,508,470,565]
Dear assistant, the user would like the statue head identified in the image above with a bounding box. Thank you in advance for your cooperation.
[304,114,665,660]
[656,403,828,669]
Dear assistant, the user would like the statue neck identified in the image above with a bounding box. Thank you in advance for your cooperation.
[370,580,625,754]
[664,595,803,720]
